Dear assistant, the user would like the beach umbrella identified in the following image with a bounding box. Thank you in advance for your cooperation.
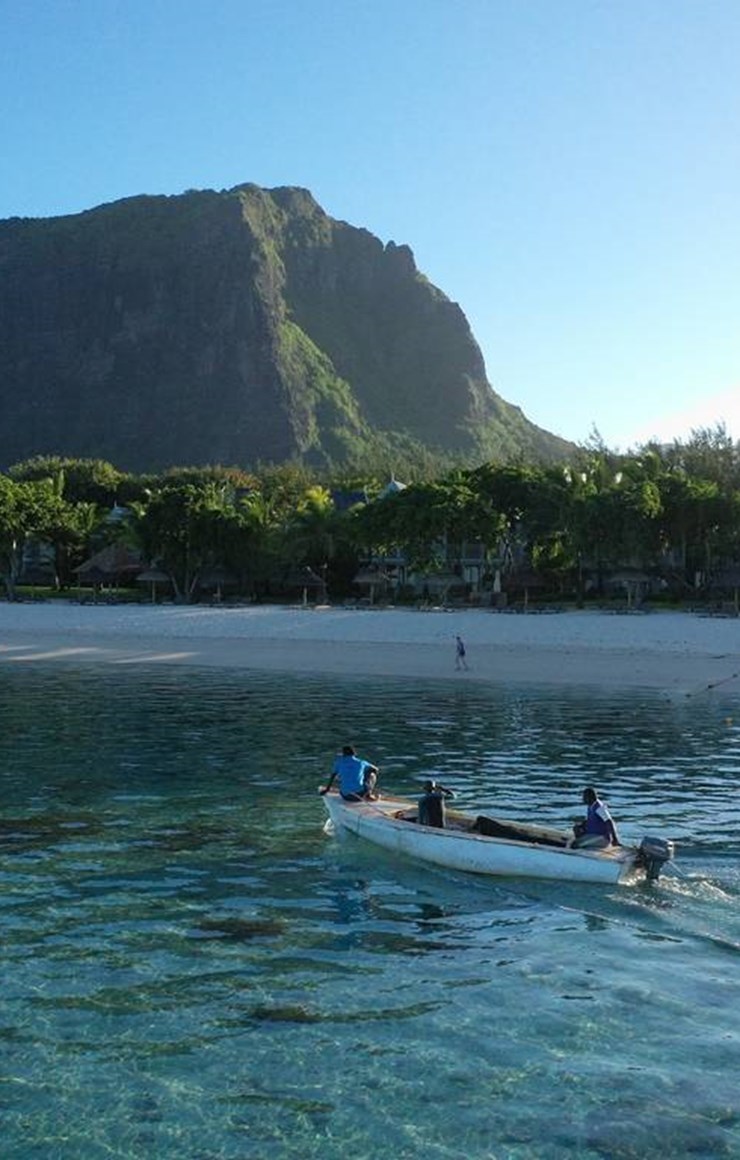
[505,568,545,611]
[79,565,108,584]
[609,569,650,609]
[198,565,237,602]
[136,566,172,604]
[76,564,107,599]
[285,566,325,605]
[353,567,391,605]
[75,544,143,602]
[75,544,143,584]
[419,571,461,604]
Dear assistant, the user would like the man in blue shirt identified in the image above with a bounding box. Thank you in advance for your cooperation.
[573,786,621,848]
[321,746,379,801]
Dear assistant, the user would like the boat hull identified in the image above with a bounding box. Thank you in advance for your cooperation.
[322,792,639,885]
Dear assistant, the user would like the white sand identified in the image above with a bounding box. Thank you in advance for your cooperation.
[1,601,740,693]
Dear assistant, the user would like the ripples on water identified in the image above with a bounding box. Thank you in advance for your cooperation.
[1,666,740,1158]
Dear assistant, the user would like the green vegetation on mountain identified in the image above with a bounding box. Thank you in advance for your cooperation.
[0,183,571,472]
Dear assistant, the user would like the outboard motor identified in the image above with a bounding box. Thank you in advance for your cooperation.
[637,836,675,882]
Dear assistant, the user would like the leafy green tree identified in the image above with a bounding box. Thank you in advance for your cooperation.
[661,425,740,492]
[8,456,126,506]
[561,458,626,594]
[255,462,322,523]
[468,462,551,578]
[131,482,237,601]
[157,464,258,492]
[283,486,338,570]
[42,501,101,588]
[0,475,69,597]
[351,476,483,573]
[657,472,729,582]
[223,489,285,598]
[613,456,663,565]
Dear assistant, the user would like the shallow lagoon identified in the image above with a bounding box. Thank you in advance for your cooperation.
[1,667,740,1159]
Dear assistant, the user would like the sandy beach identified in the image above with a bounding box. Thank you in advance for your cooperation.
[1,601,740,694]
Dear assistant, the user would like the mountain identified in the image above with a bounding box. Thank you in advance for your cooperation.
[0,184,572,471]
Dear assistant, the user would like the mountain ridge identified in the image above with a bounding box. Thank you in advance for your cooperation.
[0,183,572,471]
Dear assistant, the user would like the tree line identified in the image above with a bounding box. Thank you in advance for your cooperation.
[2,425,740,603]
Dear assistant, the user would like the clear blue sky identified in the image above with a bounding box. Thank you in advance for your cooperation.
[2,0,739,449]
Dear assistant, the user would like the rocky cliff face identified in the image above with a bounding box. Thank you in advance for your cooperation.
[0,184,570,470]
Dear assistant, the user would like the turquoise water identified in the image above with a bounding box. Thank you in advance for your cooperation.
[1,667,740,1159]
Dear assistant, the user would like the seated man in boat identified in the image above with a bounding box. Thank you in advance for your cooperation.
[418,780,455,828]
[572,786,621,848]
[320,745,379,801]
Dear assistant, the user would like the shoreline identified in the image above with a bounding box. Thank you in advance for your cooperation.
[1,604,740,693]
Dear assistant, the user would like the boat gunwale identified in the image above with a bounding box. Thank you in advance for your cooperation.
[324,791,637,866]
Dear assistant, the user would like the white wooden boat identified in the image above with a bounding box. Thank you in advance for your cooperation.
[321,790,674,885]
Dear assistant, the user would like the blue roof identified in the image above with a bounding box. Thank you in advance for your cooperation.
[330,488,369,511]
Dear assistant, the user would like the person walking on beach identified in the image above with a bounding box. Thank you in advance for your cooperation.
[455,635,468,670]
[320,745,379,801]
[572,786,621,847]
